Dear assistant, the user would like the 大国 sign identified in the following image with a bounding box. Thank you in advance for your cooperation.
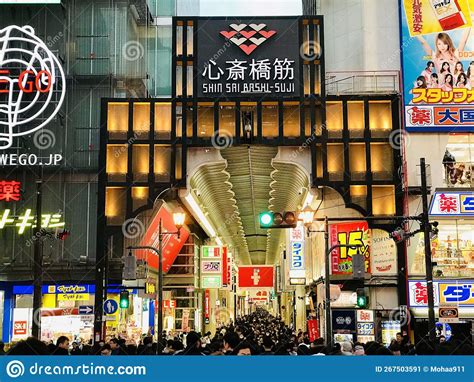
[196,18,300,98]
[0,25,65,149]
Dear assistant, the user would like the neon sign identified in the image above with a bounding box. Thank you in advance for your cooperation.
[0,209,65,234]
[0,25,66,149]
[0,180,21,202]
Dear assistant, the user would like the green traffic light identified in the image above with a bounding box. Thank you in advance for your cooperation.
[259,212,272,227]
[356,296,367,308]
[120,291,130,309]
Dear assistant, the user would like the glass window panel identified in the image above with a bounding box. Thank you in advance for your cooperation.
[303,64,310,95]
[132,145,149,181]
[197,104,214,137]
[108,103,128,139]
[132,187,148,211]
[262,104,279,138]
[106,187,126,225]
[372,186,395,215]
[133,103,150,138]
[371,143,393,180]
[106,144,127,182]
[187,24,194,56]
[176,145,183,180]
[369,101,392,137]
[240,104,257,138]
[315,144,323,178]
[155,103,172,139]
[314,65,321,95]
[154,145,171,182]
[186,106,193,137]
[187,65,193,96]
[348,101,364,137]
[349,143,366,180]
[327,143,344,181]
[350,185,367,210]
[176,25,183,56]
[176,65,183,96]
[283,103,300,138]
[219,104,235,136]
[326,101,343,138]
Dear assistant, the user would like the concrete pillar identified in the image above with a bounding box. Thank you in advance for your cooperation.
[295,285,306,332]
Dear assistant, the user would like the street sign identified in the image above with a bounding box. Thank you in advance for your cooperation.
[103,299,118,315]
[439,305,459,323]
[78,305,94,315]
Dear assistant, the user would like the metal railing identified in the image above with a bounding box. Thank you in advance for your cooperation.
[444,162,474,187]
[325,70,401,95]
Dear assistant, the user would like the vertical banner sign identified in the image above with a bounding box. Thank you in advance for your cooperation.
[182,309,191,332]
[307,319,319,342]
[200,245,224,288]
[401,0,474,132]
[370,229,398,276]
[289,226,305,279]
[196,18,300,98]
[204,289,210,324]
[222,246,228,287]
[329,222,370,276]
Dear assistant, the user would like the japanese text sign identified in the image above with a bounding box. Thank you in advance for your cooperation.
[0,180,21,201]
[196,18,300,98]
[401,0,474,132]
[429,191,474,216]
[409,280,474,307]
[329,222,370,276]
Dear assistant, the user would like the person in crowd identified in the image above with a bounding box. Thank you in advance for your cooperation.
[223,331,240,355]
[7,337,49,355]
[178,331,204,355]
[52,336,69,355]
[260,336,274,355]
[100,344,112,356]
[109,338,121,355]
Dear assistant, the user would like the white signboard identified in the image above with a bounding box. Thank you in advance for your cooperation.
[370,229,397,276]
[289,227,305,279]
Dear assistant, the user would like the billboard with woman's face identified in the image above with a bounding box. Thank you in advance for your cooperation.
[401,0,474,132]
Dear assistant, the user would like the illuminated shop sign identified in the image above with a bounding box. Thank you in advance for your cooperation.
[409,280,474,307]
[429,191,474,216]
[0,209,65,234]
[197,18,300,98]
[400,1,474,132]
[289,226,305,280]
[0,180,21,201]
[0,25,65,149]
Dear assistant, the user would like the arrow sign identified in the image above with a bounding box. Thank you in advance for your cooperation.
[103,299,118,315]
[78,305,94,315]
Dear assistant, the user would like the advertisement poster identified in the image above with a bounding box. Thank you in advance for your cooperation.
[370,229,398,275]
[329,222,370,276]
[401,0,474,132]
[238,266,274,288]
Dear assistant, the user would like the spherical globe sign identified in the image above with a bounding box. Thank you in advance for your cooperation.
[0,25,66,149]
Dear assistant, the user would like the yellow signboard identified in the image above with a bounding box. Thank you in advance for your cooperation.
[57,293,90,301]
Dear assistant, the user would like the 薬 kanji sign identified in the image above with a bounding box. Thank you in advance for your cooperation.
[196,18,300,98]
[0,180,21,201]
[429,191,474,216]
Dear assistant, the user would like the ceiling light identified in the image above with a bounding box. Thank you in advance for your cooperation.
[184,193,216,238]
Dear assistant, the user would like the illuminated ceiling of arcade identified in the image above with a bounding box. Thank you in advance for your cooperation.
[187,146,309,266]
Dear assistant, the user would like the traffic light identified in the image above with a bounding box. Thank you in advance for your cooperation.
[119,290,130,309]
[122,252,137,280]
[259,211,297,229]
[356,288,367,308]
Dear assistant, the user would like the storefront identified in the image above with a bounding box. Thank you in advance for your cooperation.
[6,284,154,344]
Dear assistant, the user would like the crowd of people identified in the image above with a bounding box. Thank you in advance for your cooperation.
[4,310,473,355]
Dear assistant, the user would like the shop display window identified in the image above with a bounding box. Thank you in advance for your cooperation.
[444,134,474,187]
[411,221,474,278]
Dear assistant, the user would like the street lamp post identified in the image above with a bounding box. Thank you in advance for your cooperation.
[126,210,185,355]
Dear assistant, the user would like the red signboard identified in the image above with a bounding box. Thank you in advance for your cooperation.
[0,180,21,202]
[13,321,27,335]
[204,289,210,323]
[163,300,176,309]
[238,266,274,288]
[329,222,370,275]
[222,247,228,287]
[307,319,319,342]
[137,205,189,273]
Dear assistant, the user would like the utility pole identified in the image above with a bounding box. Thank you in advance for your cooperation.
[157,219,164,355]
[420,158,436,342]
[31,179,43,339]
[323,216,332,348]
